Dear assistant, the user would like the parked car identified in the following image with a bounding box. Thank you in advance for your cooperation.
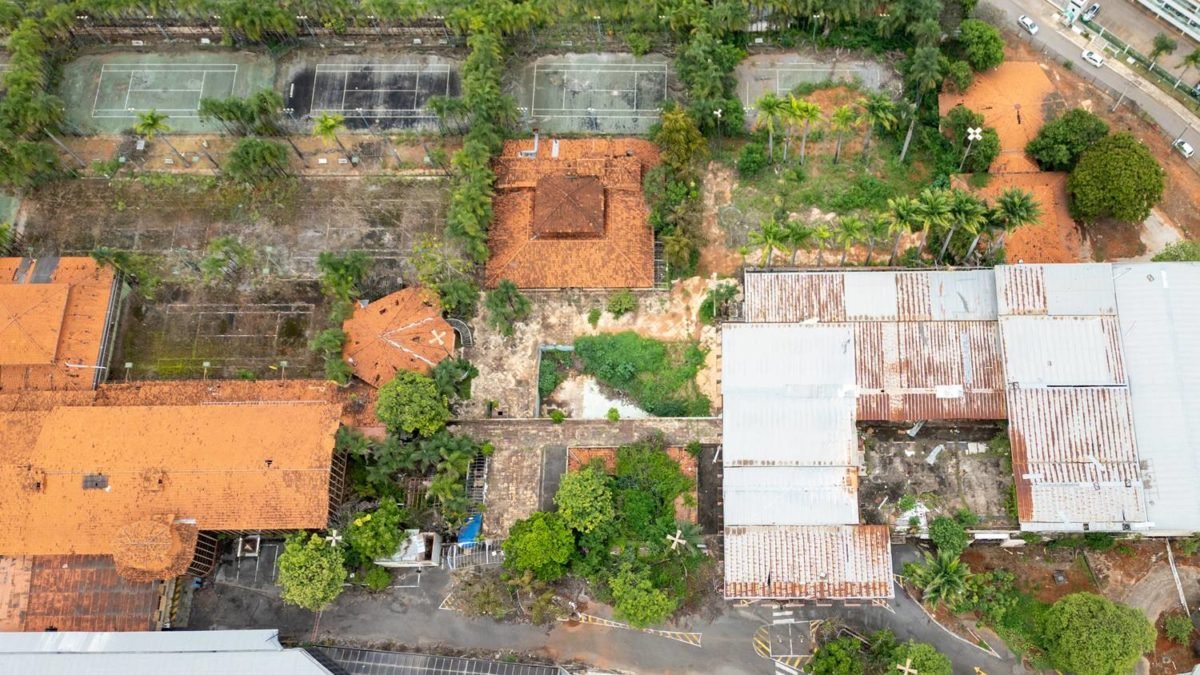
[1082,49,1105,68]
[1082,3,1101,21]
[1018,15,1039,35]
[1174,139,1196,159]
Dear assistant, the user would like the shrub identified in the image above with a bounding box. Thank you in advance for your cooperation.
[607,407,620,422]
[1164,612,1195,645]
[1177,536,1200,556]
[376,371,451,437]
[624,32,652,56]
[1083,532,1116,551]
[587,307,602,327]
[277,533,347,612]
[574,332,710,416]
[930,516,969,555]
[361,565,392,592]
[607,289,639,318]
[538,350,573,400]
[897,494,918,513]
[502,512,575,581]
[1043,593,1155,675]
[957,19,1005,70]
[698,283,738,325]
[1152,240,1200,262]
[549,409,565,424]
[737,142,769,177]
[804,636,865,674]
[485,279,531,337]
[346,497,407,562]
[609,564,677,628]
[554,465,615,534]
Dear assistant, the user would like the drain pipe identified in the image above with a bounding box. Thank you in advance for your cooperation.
[1166,540,1191,617]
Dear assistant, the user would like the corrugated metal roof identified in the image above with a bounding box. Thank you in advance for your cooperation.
[0,630,282,653]
[1024,483,1146,530]
[996,264,1115,316]
[723,525,893,600]
[1007,387,1146,527]
[1113,263,1200,532]
[743,272,846,322]
[1000,316,1126,386]
[723,467,859,525]
[844,272,898,320]
[321,647,565,675]
[853,321,1006,420]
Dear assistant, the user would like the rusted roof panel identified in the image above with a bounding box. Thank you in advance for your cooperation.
[723,525,893,600]
[743,272,845,322]
[1007,386,1146,527]
[996,264,1115,316]
[1000,316,1126,386]
[996,265,1047,315]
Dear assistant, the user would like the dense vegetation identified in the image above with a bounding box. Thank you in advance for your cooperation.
[574,331,711,416]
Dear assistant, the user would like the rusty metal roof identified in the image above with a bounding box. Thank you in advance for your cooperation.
[995,263,1116,316]
[723,525,893,600]
[1000,316,1126,386]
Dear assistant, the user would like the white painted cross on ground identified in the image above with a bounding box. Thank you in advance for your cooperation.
[896,658,918,674]
[666,529,686,550]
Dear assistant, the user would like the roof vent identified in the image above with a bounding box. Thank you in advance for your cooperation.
[82,474,108,490]
[22,467,46,492]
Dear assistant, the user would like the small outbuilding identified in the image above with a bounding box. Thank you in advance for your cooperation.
[341,287,455,386]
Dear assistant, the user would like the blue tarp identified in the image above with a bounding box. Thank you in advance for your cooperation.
[457,513,482,547]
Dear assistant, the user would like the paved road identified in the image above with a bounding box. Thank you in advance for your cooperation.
[1085,0,1200,82]
[985,0,1200,160]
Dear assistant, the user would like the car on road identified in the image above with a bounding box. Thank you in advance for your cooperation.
[1018,15,1039,35]
[1174,139,1196,159]
[1082,49,1105,68]
[1082,3,1101,21]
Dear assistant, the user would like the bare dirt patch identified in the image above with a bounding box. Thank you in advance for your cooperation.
[698,162,742,277]
[960,545,1097,605]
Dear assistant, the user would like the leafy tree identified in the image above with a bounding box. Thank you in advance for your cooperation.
[431,357,478,401]
[957,19,1005,71]
[654,108,707,174]
[376,370,451,437]
[1150,32,1178,69]
[929,516,969,555]
[804,636,865,674]
[1068,133,1165,223]
[885,642,951,675]
[502,512,575,581]
[484,279,531,337]
[277,533,347,612]
[944,59,973,93]
[346,497,407,562]
[1153,240,1200,261]
[225,137,290,184]
[1042,593,1155,675]
[1026,108,1110,171]
[554,466,615,534]
[942,104,1000,173]
[904,550,970,608]
[609,564,677,628]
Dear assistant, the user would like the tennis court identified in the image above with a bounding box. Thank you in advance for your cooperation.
[60,51,275,133]
[514,54,671,134]
[737,53,900,114]
[280,53,460,130]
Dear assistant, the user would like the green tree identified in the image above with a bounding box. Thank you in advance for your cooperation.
[957,19,1005,71]
[609,564,677,628]
[977,187,1041,259]
[829,104,859,164]
[904,550,970,608]
[376,370,451,437]
[484,279,532,337]
[900,47,944,162]
[753,93,788,161]
[554,466,615,534]
[502,511,575,581]
[835,216,865,265]
[786,95,822,166]
[862,212,891,265]
[885,642,951,675]
[1178,48,1200,90]
[938,189,988,263]
[804,636,865,674]
[277,533,347,612]
[133,108,186,163]
[316,251,372,302]
[944,59,974,93]
[784,220,814,265]
[346,497,407,562]
[313,111,350,159]
[749,216,786,266]
[1068,133,1165,223]
[225,137,290,184]
[813,224,834,266]
[1150,32,1178,69]
[654,108,707,174]
[929,516,969,555]
[914,188,952,255]
[886,195,921,265]
[1026,108,1110,171]
[943,104,999,173]
[432,357,479,401]
[858,93,897,162]
[1042,593,1155,675]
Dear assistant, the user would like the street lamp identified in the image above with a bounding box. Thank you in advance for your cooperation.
[713,108,723,144]
[958,126,982,172]
[812,14,822,44]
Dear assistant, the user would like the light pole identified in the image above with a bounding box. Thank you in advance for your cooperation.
[958,126,982,172]
[713,108,723,146]
[357,107,402,163]
[812,14,822,44]
[593,15,602,49]
[1111,80,1135,112]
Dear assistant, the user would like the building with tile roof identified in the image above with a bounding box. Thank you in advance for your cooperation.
[0,555,162,632]
[341,287,455,385]
[486,138,657,289]
[0,257,122,392]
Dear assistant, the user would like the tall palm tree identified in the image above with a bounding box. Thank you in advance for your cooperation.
[904,550,971,609]
[748,217,786,266]
[836,216,866,265]
[813,223,834,266]
[938,189,988,264]
[887,195,921,265]
[863,212,891,266]
[900,47,943,162]
[134,109,186,163]
[1149,32,1178,71]
[978,188,1042,260]
[784,220,814,265]
[754,93,788,162]
[661,229,693,271]
[1175,48,1200,90]
[858,93,898,162]
[313,112,351,160]
[786,95,822,166]
[914,188,952,257]
[829,104,859,164]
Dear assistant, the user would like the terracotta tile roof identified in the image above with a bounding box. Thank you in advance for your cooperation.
[0,385,342,576]
[723,525,893,600]
[0,555,160,632]
[486,139,657,289]
[342,287,455,385]
[0,258,119,392]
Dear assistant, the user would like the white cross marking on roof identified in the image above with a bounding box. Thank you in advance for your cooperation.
[431,329,447,346]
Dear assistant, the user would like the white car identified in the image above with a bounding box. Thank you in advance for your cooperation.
[1082,3,1101,21]
[1082,49,1105,68]
[1174,139,1196,159]
[1018,15,1039,35]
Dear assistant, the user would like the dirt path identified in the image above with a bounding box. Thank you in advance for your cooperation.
[698,162,742,277]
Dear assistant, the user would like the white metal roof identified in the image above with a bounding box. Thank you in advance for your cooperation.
[999,316,1126,386]
[723,467,859,525]
[0,630,283,653]
[1113,263,1200,532]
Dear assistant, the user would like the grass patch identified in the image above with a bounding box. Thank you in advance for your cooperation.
[992,590,1051,667]
[538,349,574,401]
[574,332,710,417]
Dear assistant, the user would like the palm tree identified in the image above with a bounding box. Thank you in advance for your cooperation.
[978,188,1042,260]
[904,551,971,609]
[784,220,814,265]
[1175,48,1200,90]
[938,189,988,264]
[661,229,693,272]
[786,95,822,166]
[1150,33,1178,71]
[133,109,186,163]
[900,47,943,162]
[753,93,788,161]
[813,223,834,266]
[914,188,952,257]
[748,217,787,266]
[836,216,866,265]
[829,104,859,164]
[313,112,351,160]
[863,212,891,265]
[858,93,898,162]
[887,195,921,265]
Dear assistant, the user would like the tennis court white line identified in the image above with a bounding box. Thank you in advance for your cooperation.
[533,62,668,70]
[314,63,452,72]
[100,63,238,71]
[531,112,663,118]
[93,63,238,117]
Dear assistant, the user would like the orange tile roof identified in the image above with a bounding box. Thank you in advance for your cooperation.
[0,257,119,392]
[486,138,657,289]
[342,287,455,385]
[0,389,341,575]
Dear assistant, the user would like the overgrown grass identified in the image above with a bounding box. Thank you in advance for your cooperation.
[574,332,711,417]
[992,590,1051,667]
[538,349,574,400]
